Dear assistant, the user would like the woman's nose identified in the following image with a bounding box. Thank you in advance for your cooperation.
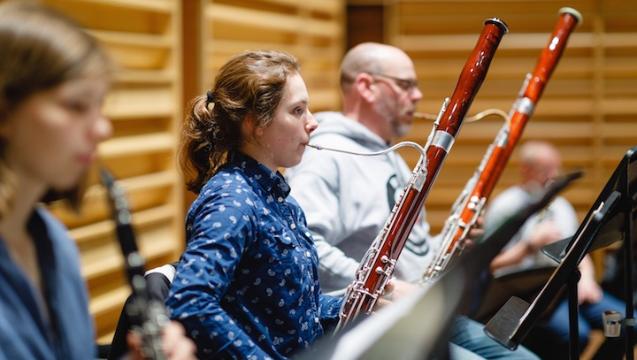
[306,111,318,134]
[91,113,113,143]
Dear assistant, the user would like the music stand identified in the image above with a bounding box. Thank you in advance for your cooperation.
[485,146,637,360]
[295,171,581,360]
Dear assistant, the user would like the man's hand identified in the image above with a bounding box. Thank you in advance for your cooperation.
[464,216,485,248]
[386,278,419,300]
[578,256,603,305]
[127,321,197,360]
[578,276,603,305]
[374,278,420,310]
[526,221,562,254]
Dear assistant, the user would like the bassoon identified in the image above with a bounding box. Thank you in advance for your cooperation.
[422,7,582,282]
[100,168,168,360]
[334,18,508,332]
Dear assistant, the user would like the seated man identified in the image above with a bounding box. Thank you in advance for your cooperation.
[287,42,538,359]
[485,140,628,359]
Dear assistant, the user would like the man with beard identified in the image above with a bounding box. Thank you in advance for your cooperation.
[286,42,538,359]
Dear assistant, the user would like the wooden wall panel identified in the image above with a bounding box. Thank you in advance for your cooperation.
[387,0,637,236]
[198,0,345,111]
[36,0,185,343]
[347,4,384,48]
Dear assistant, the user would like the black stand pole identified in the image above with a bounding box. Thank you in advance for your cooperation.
[622,169,634,360]
[568,269,581,360]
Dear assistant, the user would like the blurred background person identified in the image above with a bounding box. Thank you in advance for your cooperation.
[485,140,629,359]
[0,2,194,359]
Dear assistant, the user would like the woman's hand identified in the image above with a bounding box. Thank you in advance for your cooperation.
[127,321,196,360]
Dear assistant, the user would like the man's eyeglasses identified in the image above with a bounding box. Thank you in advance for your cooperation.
[370,73,419,93]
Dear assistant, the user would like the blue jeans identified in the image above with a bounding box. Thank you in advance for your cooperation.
[450,342,484,360]
[449,316,539,359]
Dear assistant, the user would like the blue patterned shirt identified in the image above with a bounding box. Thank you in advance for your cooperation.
[166,152,342,359]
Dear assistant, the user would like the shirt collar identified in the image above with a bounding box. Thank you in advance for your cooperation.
[228,151,291,199]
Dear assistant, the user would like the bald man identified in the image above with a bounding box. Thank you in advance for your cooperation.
[286,42,539,359]
[487,141,577,273]
[485,141,628,358]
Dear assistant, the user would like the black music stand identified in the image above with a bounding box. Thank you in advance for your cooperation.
[485,146,637,360]
[295,171,581,360]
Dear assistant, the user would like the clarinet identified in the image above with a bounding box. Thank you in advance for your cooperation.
[422,7,582,282]
[334,18,508,333]
[100,168,168,360]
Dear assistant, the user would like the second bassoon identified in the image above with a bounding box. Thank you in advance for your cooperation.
[422,7,583,282]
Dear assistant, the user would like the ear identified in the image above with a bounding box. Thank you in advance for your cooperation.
[354,73,376,103]
[241,114,263,140]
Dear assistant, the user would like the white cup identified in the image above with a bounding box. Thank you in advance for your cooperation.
[602,310,623,338]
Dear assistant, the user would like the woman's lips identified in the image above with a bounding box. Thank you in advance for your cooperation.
[77,151,96,165]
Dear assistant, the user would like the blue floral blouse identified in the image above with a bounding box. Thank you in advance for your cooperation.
[166,152,342,359]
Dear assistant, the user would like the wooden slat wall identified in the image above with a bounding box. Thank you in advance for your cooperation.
[387,0,637,235]
[198,0,345,111]
[38,0,184,343]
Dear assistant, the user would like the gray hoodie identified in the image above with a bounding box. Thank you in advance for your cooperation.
[286,112,439,293]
